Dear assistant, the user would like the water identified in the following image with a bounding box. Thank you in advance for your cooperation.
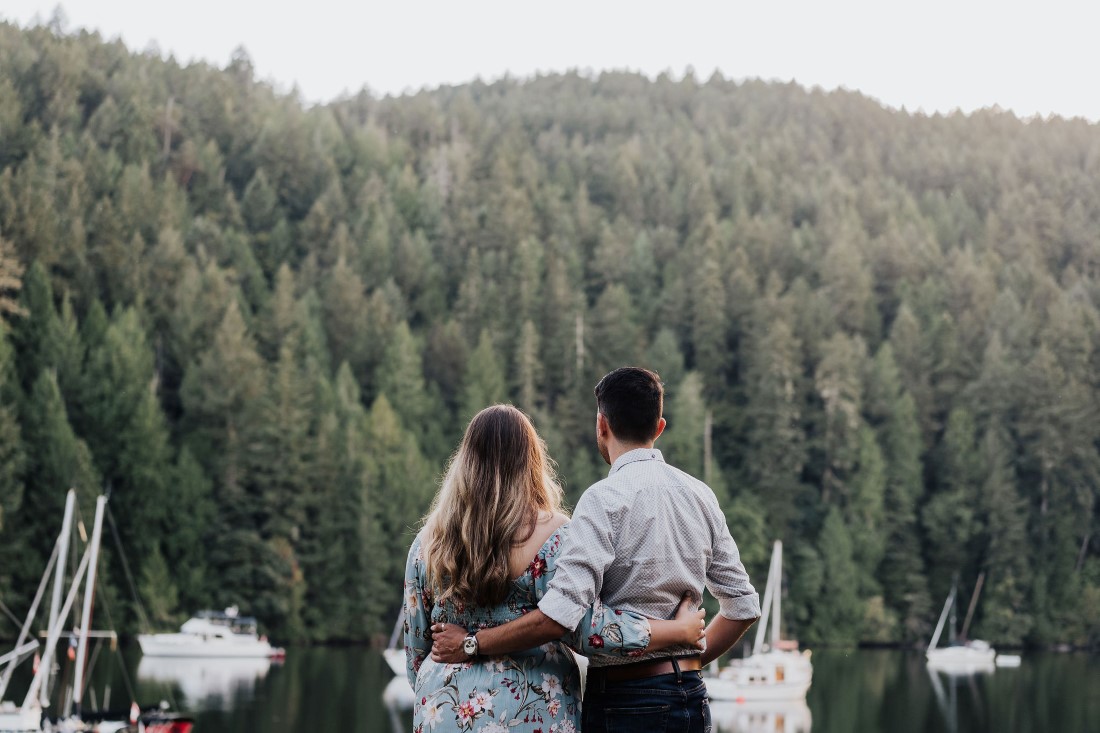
[7,647,1098,732]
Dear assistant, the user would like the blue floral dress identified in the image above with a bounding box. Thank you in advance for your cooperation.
[403,523,653,733]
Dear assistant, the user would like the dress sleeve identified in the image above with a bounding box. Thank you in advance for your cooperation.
[537,488,618,630]
[403,533,434,688]
[533,525,652,657]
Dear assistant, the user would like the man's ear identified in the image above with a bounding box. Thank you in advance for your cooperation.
[597,412,610,436]
[653,417,666,441]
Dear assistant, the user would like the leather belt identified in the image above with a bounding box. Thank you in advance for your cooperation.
[588,656,703,683]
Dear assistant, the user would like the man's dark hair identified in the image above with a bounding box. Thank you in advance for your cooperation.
[594,367,664,444]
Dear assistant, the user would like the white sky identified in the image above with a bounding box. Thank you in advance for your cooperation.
[3,1,1099,121]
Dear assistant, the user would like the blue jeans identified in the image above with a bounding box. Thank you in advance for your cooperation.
[583,665,711,733]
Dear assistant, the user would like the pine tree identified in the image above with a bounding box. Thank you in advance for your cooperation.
[868,345,931,640]
[461,330,508,422]
[923,408,982,603]
[375,321,447,461]
[740,305,808,538]
[513,320,542,413]
[0,323,24,555]
[661,372,706,479]
[364,393,436,619]
[974,423,1032,644]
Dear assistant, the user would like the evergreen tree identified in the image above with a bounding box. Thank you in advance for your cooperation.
[375,321,446,461]
[363,394,436,618]
[460,330,508,422]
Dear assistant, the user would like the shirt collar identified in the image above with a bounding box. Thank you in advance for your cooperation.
[609,448,665,475]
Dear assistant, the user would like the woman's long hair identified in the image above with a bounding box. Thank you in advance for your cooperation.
[421,404,565,607]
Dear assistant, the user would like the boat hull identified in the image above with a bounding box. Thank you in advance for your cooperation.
[137,634,273,658]
[706,651,813,702]
[382,648,405,677]
[0,705,40,733]
[705,676,813,702]
[926,645,996,673]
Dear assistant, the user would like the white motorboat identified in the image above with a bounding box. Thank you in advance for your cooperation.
[706,541,813,702]
[925,575,995,674]
[138,607,282,658]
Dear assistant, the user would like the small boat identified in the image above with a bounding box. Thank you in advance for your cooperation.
[995,654,1022,668]
[925,574,995,674]
[138,608,282,659]
[705,541,813,702]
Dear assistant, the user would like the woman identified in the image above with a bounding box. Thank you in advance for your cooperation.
[403,405,701,733]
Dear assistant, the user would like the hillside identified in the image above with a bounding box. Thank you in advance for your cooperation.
[0,20,1098,646]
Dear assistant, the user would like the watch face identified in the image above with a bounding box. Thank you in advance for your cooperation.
[463,636,478,655]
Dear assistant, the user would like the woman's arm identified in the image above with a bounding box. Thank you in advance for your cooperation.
[402,535,434,688]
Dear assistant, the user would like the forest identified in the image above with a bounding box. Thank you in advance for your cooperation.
[0,19,1097,649]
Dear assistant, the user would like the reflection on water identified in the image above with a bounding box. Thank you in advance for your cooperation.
[136,657,272,711]
[711,700,812,733]
[24,646,1087,732]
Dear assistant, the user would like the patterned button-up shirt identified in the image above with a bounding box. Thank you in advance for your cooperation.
[539,448,761,666]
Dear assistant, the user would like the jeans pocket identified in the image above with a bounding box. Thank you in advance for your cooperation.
[605,704,671,733]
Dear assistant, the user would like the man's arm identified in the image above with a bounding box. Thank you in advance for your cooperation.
[702,495,762,663]
[700,614,758,666]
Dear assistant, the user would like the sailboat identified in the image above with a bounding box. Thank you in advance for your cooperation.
[925,573,995,674]
[705,541,813,702]
[1,491,105,732]
[0,491,193,733]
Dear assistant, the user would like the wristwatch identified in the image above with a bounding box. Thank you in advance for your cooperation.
[463,632,479,658]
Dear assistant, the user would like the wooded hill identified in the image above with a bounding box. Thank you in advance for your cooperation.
[0,19,1097,647]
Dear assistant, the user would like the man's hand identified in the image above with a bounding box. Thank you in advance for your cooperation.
[430,622,469,663]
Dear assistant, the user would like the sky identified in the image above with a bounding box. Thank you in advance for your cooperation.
[3,0,1100,121]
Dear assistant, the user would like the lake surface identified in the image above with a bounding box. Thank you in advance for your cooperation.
[8,646,1099,732]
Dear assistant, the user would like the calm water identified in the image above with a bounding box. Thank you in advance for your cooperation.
[8,646,1099,732]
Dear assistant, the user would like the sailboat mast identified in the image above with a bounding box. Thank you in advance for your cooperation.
[22,545,92,708]
[0,541,58,701]
[960,572,985,641]
[948,580,958,644]
[928,585,956,651]
[771,541,782,649]
[42,489,76,706]
[71,495,106,717]
[753,541,780,656]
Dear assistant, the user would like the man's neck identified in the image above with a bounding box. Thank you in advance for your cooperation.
[606,440,654,467]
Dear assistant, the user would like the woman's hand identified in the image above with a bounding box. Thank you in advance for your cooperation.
[430,622,470,663]
[672,593,707,649]
[644,593,707,652]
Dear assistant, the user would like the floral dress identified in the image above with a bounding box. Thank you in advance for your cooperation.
[404,523,653,733]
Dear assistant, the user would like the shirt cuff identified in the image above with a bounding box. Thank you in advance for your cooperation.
[539,588,587,631]
[718,593,762,620]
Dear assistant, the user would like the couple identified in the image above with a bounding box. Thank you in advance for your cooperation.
[402,367,761,733]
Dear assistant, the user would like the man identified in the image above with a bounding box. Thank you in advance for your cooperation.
[432,367,760,732]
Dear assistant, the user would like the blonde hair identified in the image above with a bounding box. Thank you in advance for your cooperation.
[421,405,565,606]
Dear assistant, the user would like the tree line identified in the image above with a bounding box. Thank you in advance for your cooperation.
[0,19,1097,647]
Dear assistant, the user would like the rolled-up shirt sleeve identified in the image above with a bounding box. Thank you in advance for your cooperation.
[707,519,761,620]
[538,488,618,631]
